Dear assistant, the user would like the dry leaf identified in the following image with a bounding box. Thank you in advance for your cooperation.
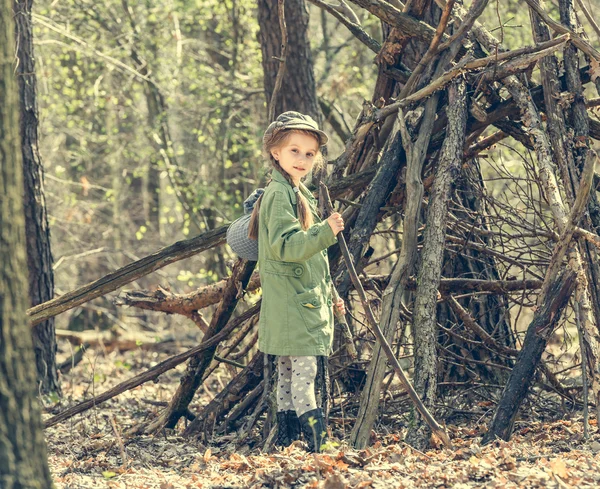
[550,458,569,478]
[590,56,600,82]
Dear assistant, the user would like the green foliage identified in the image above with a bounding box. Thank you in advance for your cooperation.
[34,0,377,304]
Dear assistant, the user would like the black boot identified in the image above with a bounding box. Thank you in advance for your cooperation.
[275,410,301,448]
[298,407,329,453]
[288,410,301,442]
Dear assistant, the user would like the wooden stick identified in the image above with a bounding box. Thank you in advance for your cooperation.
[320,182,453,449]
[331,284,358,360]
[44,303,259,428]
[28,167,376,327]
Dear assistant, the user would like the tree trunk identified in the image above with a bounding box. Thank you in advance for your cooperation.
[406,79,468,449]
[0,2,53,483]
[257,0,322,126]
[13,0,60,396]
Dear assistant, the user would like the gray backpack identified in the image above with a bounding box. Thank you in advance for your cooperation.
[226,188,264,261]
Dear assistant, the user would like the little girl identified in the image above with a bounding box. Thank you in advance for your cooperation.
[247,111,345,453]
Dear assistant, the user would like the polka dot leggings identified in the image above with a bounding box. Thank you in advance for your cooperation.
[277,355,318,417]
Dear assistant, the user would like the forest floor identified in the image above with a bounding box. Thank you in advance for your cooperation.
[44,340,600,489]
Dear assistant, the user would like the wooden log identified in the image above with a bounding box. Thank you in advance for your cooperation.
[321,183,453,449]
[44,302,260,428]
[143,259,256,433]
[482,269,577,443]
[115,273,262,316]
[336,123,404,297]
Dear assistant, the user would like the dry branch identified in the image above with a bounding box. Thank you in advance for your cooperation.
[482,269,577,443]
[321,182,453,449]
[28,226,228,326]
[44,302,260,428]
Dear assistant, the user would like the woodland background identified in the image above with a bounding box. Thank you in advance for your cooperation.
[2,0,600,487]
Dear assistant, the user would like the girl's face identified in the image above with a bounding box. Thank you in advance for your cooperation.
[271,132,320,186]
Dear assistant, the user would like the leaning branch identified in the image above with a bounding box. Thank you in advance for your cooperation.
[44,303,260,428]
[28,226,228,326]
[321,182,453,449]
[29,168,374,326]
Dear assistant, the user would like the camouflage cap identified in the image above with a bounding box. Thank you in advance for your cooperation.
[262,111,329,147]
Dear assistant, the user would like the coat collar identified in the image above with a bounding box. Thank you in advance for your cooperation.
[271,167,316,204]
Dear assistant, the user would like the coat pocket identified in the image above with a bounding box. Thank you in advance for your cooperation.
[263,258,306,278]
[294,289,328,332]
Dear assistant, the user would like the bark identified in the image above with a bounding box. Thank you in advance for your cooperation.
[321,183,451,449]
[13,0,60,396]
[144,259,256,433]
[347,0,441,44]
[0,2,52,483]
[257,0,322,125]
[350,0,454,444]
[405,78,468,449]
[336,132,404,297]
[482,270,577,443]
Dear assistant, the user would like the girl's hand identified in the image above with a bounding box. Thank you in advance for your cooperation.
[333,298,346,315]
[327,212,345,236]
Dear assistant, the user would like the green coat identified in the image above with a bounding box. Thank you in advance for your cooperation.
[257,168,338,356]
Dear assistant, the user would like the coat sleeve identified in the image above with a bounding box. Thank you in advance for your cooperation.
[264,190,337,262]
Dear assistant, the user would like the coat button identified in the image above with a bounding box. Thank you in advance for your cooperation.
[322,249,327,257]
[311,299,318,306]
[310,227,319,236]
[325,274,331,283]
[294,267,303,276]
[327,298,333,307]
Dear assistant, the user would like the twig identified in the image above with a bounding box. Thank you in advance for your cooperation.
[306,0,381,53]
[109,414,127,466]
[575,0,600,42]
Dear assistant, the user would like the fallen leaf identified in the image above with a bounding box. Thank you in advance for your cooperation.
[549,458,568,478]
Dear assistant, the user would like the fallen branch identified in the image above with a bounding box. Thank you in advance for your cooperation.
[321,182,453,449]
[29,226,228,327]
[44,302,260,428]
